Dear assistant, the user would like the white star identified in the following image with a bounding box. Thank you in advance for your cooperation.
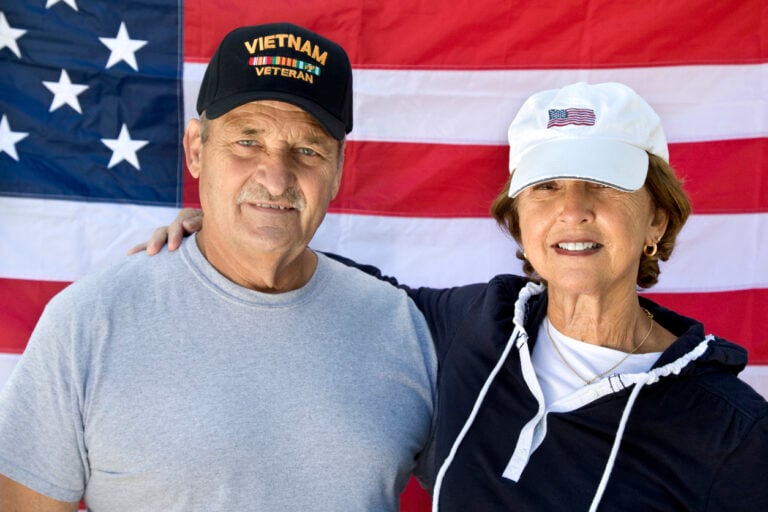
[0,115,29,161]
[99,22,147,71]
[42,70,89,114]
[0,12,27,59]
[45,0,79,11]
[101,124,148,170]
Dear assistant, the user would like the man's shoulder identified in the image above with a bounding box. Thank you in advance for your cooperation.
[49,246,184,312]
[317,253,414,305]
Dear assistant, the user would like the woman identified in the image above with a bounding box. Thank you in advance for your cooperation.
[142,82,768,510]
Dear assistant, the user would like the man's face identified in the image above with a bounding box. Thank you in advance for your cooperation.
[185,100,342,266]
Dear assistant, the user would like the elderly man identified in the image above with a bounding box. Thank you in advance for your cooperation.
[0,23,436,511]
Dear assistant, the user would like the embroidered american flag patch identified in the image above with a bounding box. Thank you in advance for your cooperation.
[547,108,596,128]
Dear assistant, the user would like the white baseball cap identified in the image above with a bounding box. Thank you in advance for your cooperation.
[507,82,668,198]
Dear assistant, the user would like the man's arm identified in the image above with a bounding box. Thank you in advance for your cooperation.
[0,475,79,512]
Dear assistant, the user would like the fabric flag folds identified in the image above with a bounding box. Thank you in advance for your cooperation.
[1,1,767,510]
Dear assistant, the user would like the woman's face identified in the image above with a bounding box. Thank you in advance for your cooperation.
[516,179,667,297]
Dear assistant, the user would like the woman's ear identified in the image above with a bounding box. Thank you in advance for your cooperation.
[650,206,670,241]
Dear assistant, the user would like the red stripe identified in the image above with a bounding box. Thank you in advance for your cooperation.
[642,288,768,364]
[183,138,768,216]
[184,0,768,68]
[333,141,509,217]
[671,138,768,214]
[0,278,69,353]
[400,478,431,511]
[339,138,768,216]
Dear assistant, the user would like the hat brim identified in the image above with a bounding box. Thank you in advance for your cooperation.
[202,91,347,141]
[508,138,649,198]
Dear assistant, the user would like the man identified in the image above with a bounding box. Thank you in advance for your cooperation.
[0,23,437,511]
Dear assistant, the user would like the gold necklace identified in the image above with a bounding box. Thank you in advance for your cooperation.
[545,308,654,385]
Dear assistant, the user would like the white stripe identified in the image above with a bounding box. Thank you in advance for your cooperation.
[311,212,768,293]
[183,63,768,144]
[2,197,767,293]
[0,353,20,390]
[0,197,180,282]
[740,365,768,398]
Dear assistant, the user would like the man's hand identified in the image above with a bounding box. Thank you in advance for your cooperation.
[128,208,204,256]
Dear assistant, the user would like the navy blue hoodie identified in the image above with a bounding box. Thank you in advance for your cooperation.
[330,255,768,511]
[412,275,768,511]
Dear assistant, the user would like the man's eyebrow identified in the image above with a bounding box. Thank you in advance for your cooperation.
[238,126,264,136]
[222,121,333,146]
[301,134,331,145]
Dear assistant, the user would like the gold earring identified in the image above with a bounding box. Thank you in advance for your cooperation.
[643,240,658,258]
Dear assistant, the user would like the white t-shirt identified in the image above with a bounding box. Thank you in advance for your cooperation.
[532,316,661,406]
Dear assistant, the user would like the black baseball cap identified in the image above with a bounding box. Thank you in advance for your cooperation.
[196,23,353,140]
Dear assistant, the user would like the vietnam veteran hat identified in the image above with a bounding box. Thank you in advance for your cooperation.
[196,22,353,140]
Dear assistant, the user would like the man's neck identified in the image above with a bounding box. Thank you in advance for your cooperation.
[194,232,318,293]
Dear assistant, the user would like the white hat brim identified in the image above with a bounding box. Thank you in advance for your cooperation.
[508,138,649,198]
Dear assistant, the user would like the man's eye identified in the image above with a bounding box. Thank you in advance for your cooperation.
[237,140,257,147]
[297,147,318,156]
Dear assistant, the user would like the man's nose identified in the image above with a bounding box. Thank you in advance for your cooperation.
[254,151,296,197]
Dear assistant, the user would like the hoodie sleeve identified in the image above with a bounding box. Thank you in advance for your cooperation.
[706,413,768,511]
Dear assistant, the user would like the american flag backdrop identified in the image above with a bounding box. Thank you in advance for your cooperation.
[1,1,766,509]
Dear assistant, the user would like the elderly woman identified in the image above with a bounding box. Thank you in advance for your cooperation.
[140,82,768,510]
[416,82,768,511]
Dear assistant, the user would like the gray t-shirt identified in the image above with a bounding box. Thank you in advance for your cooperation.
[0,235,437,511]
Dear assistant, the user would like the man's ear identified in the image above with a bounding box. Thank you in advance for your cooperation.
[330,167,343,200]
[330,141,345,199]
[183,119,203,179]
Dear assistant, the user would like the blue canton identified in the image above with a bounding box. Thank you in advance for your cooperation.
[0,1,182,206]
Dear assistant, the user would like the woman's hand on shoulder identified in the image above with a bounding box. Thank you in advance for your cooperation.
[128,208,203,256]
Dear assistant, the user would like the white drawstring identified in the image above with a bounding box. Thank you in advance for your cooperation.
[502,327,545,481]
[431,325,525,512]
[432,282,544,512]
[587,336,713,511]
[588,373,650,511]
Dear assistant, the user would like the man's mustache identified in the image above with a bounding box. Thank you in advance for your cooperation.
[236,184,306,211]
